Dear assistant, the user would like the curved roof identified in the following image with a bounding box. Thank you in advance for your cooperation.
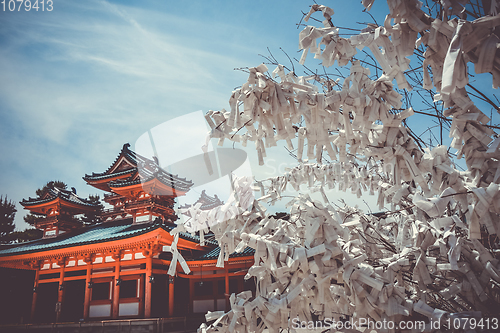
[179,190,224,213]
[20,187,98,209]
[84,168,136,182]
[189,246,255,261]
[0,218,217,258]
[83,143,137,181]
[84,143,193,193]
[109,177,141,188]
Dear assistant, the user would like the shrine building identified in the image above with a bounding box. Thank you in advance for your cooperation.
[0,143,254,326]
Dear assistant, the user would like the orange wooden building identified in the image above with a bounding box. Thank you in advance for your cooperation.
[20,186,101,238]
[83,143,193,223]
[0,144,254,324]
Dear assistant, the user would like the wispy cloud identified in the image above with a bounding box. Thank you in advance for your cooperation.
[0,0,320,230]
[0,0,264,229]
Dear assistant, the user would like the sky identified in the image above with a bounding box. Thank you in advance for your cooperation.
[0,0,391,230]
[5,0,496,231]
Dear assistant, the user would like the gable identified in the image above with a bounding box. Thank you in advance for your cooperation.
[109,156,136,174]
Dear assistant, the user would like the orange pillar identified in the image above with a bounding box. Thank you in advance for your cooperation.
[30,267,40,322]
[83,260,92,320]
[225,269,230,311]
[168,276,174,317]
[189,279,194,314]
[144,255,152,318]
[112,254,121,318]
[56,259,66,322]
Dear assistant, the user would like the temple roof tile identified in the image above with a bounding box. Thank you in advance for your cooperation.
[189,246,255,261]
[84,143,193,193]
[0,218,217,258]
[20,187,98,208]
[179,190,223,212]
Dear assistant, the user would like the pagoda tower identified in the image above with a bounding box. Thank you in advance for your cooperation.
[83,143,193,223]
[20,186,99,238]
[179,190,223,216]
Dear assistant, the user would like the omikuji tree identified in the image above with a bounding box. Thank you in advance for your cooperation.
[175,1,500,332]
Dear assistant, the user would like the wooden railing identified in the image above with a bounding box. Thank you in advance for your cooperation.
[0,316,202,332]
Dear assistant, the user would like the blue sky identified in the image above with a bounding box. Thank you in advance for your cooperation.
[12,1,494,230]
[0,0,388,230]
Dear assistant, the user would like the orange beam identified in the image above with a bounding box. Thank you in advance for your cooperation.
[37,263,149,284]
[152,269,169,275]
[37,278,61,284]
[114,269,143,277]
[0,232,213,273]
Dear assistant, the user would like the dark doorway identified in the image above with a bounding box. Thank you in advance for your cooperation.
[0,267,34,324]
[244,276,256,297]
[34,282,58,323]
[61,280,85,322]
[151,275,168,317]
[173,277,189,316]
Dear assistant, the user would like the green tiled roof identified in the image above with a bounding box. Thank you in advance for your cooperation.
[189,246,255,261]
[84,168,135,182]
[0,219,216,257]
